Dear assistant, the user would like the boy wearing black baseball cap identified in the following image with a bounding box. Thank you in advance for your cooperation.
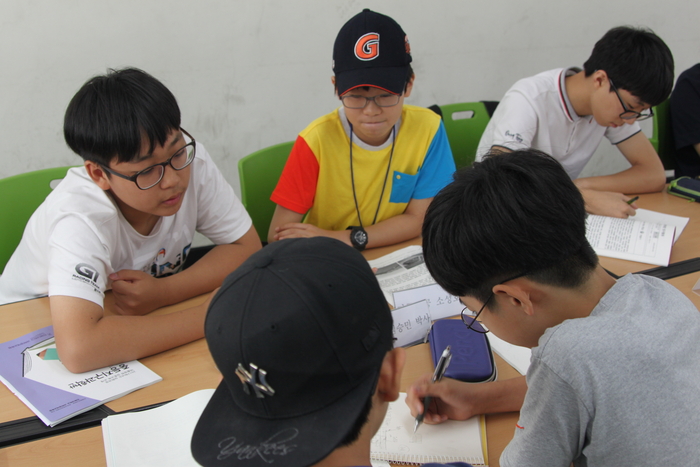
[191,237,472,467]
[268,9,455,251]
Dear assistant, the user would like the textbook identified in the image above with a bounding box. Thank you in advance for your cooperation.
[0,326,162,427]
[585,209,688,267]
[370,393,488,466]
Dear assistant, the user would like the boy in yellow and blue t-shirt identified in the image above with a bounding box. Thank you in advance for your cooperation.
[269,9,455,250]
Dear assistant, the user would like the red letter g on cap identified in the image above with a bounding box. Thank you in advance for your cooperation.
[355,33,379,61]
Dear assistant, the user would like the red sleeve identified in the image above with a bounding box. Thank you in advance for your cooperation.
[270,135,319,214]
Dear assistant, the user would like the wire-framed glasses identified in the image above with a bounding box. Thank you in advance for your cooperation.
[461,272,527,334]
[340,93,401,109]
[609,79,654,121]
[101,128,196,190]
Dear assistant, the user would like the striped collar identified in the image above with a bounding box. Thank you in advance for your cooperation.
[557,67,582,123]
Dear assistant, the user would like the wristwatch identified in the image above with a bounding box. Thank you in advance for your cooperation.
[349,226,368,251]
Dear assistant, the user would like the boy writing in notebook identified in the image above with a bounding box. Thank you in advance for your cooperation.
[0,68,261,373]
[191,237,471,467]
[268,9,455,250]
[476,26,674,218]
[408,149,700,466]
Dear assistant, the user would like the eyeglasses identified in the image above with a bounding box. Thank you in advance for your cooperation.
[101,128,196,190]
[461,272,527,334]
[340,93,401,109]
[609,79,654,122]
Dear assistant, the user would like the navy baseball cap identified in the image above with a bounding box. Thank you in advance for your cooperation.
[191,238,393,467]
[333,9,412,96]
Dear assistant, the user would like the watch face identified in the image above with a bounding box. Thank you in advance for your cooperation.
[353,228,368,246]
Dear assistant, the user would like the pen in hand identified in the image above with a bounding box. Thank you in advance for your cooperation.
[627,196,639,205]
[414,345,452,433]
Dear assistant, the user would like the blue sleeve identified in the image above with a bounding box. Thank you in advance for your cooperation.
[411,121,456,199]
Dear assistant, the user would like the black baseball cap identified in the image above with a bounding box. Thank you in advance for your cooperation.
[191,237,393,467]
[333,9,412,96]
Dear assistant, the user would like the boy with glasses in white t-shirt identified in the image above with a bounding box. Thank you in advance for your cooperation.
[0,68,261,373]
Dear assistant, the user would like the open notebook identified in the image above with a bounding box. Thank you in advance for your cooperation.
[370,393,488,466]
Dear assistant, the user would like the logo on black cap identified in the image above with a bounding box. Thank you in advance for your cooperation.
[235,363,275,398]
[355,33,380,61]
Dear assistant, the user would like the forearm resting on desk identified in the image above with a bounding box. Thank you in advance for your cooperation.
[575,133,666,195]
[574,167,665,196]
[269,198,428,249]
[360,198,429,248]
[50,294,212,373]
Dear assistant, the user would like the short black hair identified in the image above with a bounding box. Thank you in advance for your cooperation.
[422,149,598,304]
[337,334,392,448]
[64,67,181,166]
[583,26,674,106]
[338,393,373,447]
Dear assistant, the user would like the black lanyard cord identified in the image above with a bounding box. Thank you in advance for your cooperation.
[349,124,396,228]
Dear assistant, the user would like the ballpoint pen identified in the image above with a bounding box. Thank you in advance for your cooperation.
[627,196,639,205]
[414,345,452,433]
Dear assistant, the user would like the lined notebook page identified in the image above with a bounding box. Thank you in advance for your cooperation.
[370,393,488,466]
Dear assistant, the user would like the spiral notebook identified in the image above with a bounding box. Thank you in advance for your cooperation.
[370,393,488,466]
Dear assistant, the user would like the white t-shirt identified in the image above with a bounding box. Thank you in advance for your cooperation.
[0,142,251,307]
[476,67,641,179]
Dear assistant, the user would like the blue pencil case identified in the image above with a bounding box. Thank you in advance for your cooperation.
[428,319,497,383]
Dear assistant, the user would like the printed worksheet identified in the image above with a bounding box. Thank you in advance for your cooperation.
[585,213,676,266]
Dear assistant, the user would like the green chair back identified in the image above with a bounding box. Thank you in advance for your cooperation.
[0,166,73,273]
[649,99,676,171]
[439,102,492,168]
[238,142,294,243]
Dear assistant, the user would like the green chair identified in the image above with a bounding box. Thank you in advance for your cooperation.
[439,102,493,169]
[0,166,73,273]
[238,141,294,243]
[649,99,676,172]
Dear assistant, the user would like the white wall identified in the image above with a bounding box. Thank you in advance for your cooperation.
[2,0,698,189]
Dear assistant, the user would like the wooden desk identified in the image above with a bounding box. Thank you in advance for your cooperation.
[2,189,698,466]
[1,346,521,467]
[0,265,519,466]
[367,190,700,279]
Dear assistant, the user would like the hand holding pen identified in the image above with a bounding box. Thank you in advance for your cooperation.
[414,345,452,433]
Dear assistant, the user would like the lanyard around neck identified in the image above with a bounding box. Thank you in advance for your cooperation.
[349,124,396,228]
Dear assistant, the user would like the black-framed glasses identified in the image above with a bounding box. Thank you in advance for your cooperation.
[609,79,654,122]
[340,93,401,109]
[101,128,196,190]
[461,272,527,334]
